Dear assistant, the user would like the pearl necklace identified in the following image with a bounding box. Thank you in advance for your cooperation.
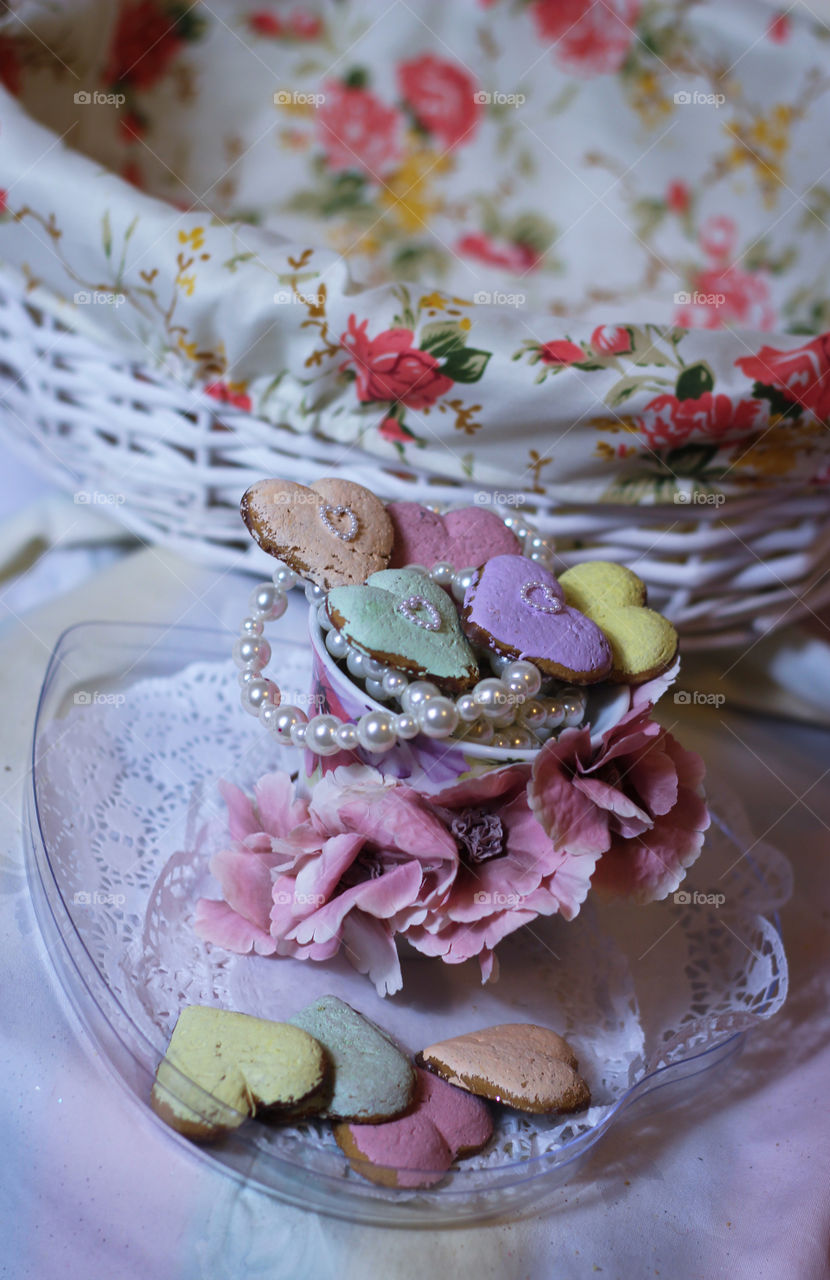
[233,532,587,758]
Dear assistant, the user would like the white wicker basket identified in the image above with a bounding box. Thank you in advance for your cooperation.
[2,275,829,650]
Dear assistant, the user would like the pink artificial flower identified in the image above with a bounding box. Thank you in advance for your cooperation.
[736,333,830,420]
[539,339,586,366]
[194,773,311,956]
[402,766,596,982]
[198,766,458,996]
[591,325,632,356]
[397,54,481,151]
[317,82,403,178]
[528,700,709,904]
[635,391,768,450]
[340,314,454,409]
[532,0,640,76]
[456,232,541,273]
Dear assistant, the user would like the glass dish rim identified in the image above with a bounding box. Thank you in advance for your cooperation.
[26,619,784,1210]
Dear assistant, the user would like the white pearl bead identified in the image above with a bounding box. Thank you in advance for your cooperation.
[363,657,388,681]
[233,636,271,670]
[240,615,263,637]
[430,561,454,586]
[545,697,566,729]
[290,722,308,746]
[527,535,546,552]
[317,603,333,632]
[273,704,307,743]
[365,677,389,701]
[269,592,288,621]
[515,525,530,541]
[561,689,586,727]
[237,667,259,688]
[418,696,459,738]
[473,677,511,719]
[304,581,325,604]
[519,697,548,729]
[401,681,439,714]
[249,583,277,615]
[273,564,298,591]
[451,568,477,603]
[500,726,534,750]
[382,669,408,698]
[395,712,419,740]
[456,693,479,722]
[305,714,341,756]
[356,710,397,753]
[405,563,429,575]
[503,660,542,700]
[241,678,271,715]
[491,730,512,750]
[325,629,349,659]
[460,718,494,744]
[346,651,367,678]
[335,721,359,751]
[259,701,282,733]
[488,651,511,676]
[491,709,516,729]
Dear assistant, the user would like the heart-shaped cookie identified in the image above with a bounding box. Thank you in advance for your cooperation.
[387,502,521,571]
[559,561,678,684]
[417,1023,590,1114]
[334,1066,493,1188]
[462,555,612,684]
[241,477,394,589]
[151,1006,328,1140]
[327,567,479,691]
[289,995,415,1122]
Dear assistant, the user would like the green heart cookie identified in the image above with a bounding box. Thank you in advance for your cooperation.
[559,561,677,684]
[327,568,479,691]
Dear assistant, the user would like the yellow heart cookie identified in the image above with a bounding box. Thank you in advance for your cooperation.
[559,561,677,685]
[151,1006,328,1141]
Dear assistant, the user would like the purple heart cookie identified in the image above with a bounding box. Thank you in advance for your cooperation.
[462,555,613,684]
[387,502,521,571]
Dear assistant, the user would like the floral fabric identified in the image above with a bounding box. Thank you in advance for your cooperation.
[1,0,830,502]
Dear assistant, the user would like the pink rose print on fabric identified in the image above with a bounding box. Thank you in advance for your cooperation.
[340,315,454,409]
[736,333,830,421]
[532,0,641,76]
[636,392,768,451]
[539,339,586,366]
[397,54,481,151]
[675,216,774,330]
[767,12,791,42]
[402,766,596,983]
[317,82,403,178]
[666,181,690,214]
[591,325,632,356]
[104,1,190,90]
[528,712,709,905]
[456,232,541,273]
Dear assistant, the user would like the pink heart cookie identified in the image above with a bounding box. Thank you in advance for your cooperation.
[334,1067,492,1188]
[387,502,521,571]
[462,555,613,684]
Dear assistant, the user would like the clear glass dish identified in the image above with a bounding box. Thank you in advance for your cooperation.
[25,622,791,1226]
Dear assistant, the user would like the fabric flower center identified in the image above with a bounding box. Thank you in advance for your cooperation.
[339,845,385,889]
[451,807,505,864]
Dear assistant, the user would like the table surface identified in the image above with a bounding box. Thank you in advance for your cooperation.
[2,457,829,1280]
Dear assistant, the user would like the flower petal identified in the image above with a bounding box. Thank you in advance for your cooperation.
[254,771,309,835]
[193,898,276,955]
[341,913,403,996]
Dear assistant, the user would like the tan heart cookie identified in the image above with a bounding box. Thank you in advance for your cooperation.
[416,1023,590,1114]
[151,1006,328,1141]
[559,561,678,685]
[241,477,394,589]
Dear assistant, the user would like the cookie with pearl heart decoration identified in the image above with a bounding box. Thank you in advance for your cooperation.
[558,561,678,684]
[326,567,479,692]
[241,477,394,589]
[461,555,613,684]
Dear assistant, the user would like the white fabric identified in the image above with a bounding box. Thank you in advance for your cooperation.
[1,497,829,1277]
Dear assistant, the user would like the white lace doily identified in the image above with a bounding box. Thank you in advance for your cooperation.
[33,645,790,1194]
